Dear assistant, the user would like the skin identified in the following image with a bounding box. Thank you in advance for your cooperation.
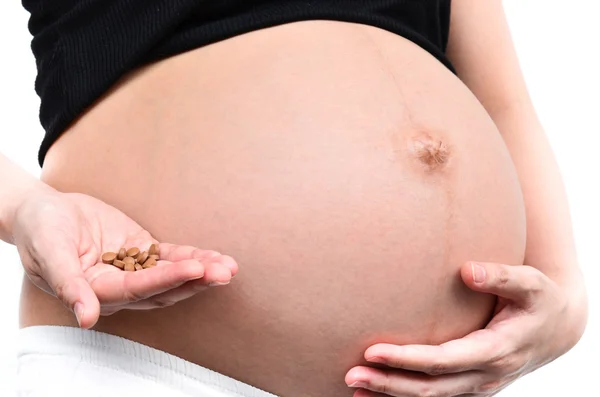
[26,19,531,395]
[344,1,588,396]
[0,1,588,396]
[0,155,239,328]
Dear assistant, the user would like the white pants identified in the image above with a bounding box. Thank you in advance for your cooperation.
[16,326,278,397]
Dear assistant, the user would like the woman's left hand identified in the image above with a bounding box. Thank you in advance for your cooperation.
[345,261,587,397]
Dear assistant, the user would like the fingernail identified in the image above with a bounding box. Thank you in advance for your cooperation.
[74,302,85,327]
[348,381,367,388]
[216,256,237,273]
[208,281,230,287]
[366,356,386,364]
[471,263,486,284]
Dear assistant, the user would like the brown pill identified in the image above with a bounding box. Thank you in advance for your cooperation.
[117,248,126,260]
[124,262,135,272]
[149,244,159,256]
[134,264,143,271]
[142,258,157,269]
[123,257,136,266]
[112,260,126,270]
[137,251,149,265]
[149,254,159,261]
[101,252,117,264]
[126,247,140,258]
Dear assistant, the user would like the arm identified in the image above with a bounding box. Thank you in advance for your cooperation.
[446,0,581,285]
[446,0,587,328]
[345,3,588,395]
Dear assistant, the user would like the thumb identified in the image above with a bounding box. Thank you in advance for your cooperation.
[37,244,101,329]
[461,261,545,305]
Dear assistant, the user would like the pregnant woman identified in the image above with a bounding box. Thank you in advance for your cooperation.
[0,1,588,396]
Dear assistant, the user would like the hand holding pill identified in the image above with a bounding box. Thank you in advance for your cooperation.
[10,189,238,329]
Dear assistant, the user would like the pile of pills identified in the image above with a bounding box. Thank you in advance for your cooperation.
[101,244,160,272]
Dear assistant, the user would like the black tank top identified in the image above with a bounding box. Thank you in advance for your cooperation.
[22,0,454,166]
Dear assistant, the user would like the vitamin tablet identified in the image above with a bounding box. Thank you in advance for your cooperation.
[126,247,140,258]
[100,245,162,271]
[123,257,136,266]
[137,251,149,265]
[142,258,157,269]
[102,252,117,264]
[112,260,126,270]
[149,244,159,256]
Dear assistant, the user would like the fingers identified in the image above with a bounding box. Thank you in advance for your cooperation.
[156,243,217,262]
[89,256,232,305]
[352,390,388,397]
[461,262,549,306]
[34,242,101,329]
[118,280,210,311]
[346,365,484,397]
[102,260,234,311]
[353,390,478,397]
[157,243,238,276]
[363,330,510,375]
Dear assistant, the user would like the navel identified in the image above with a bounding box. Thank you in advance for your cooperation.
[408,132,451,170]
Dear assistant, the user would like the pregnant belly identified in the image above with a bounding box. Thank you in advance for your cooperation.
[29,21,526,397]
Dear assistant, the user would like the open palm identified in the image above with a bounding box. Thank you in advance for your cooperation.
[12,190,237,328]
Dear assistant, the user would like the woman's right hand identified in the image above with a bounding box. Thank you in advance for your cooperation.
[10,187,238,329]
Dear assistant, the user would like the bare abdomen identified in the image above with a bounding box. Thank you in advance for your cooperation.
[25,21,526,396]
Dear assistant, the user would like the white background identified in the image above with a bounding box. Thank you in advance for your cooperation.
[0,1,598,396]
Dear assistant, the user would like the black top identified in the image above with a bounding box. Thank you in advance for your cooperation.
[22,0,454,166]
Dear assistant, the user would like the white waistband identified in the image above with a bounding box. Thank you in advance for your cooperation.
[16,326,278,397]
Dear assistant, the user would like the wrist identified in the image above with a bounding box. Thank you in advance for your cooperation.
[0,156,55,244]
[566,271,588,340]
[556,269,588,354]
[0,181,49,244]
